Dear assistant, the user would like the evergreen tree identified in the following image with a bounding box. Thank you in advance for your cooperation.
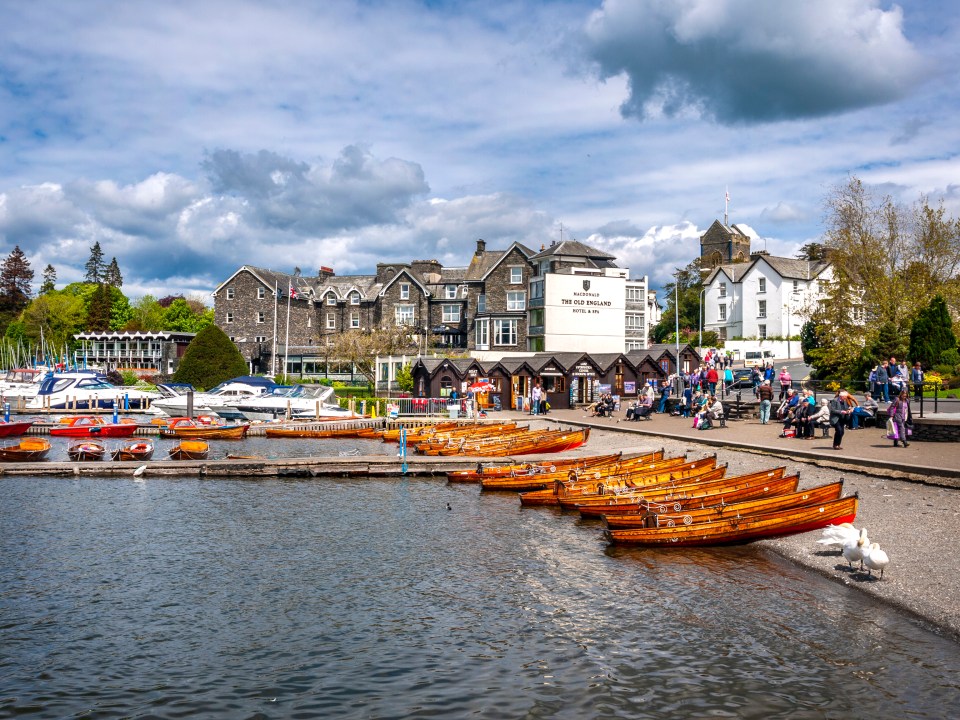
[909,295,957,368]
[86,283,113,331]
[104,257,123,287]
[84,241,105,283]
[172,324,248,390]
[40,264,57,294]
[0,246,34,333]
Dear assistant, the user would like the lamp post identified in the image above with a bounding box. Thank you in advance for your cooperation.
[786,297,792,360]
[674,270,681,374]
[698,286,706,353]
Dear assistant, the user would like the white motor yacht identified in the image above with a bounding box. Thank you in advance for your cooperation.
[226,384,360,422]
[26,371,159,411]
[148,376,279,418]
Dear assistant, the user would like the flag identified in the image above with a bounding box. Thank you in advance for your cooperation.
[289,285,298,299]
[725,189,730,203]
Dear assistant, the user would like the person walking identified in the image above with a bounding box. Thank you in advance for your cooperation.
[875,361,890,402]
[757,379,774,424]
[888,389,911,447]
[828,390,852,450]
[706,366,719,395]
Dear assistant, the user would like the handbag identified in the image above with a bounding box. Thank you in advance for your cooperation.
[886,418,899,440]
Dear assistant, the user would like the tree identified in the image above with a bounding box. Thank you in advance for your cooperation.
[86,283,112,331]
[796,243,828,262]
[126,294,167,331]
[395,363,414,393]
[162,298,214,333]
[84,241,105,283]
[324,323,418,384]
[0,246,34,333]
[909,295,957,368]
[104,257,123,287]
[40,264,57,294]
[651,259,703,344]
[19,291,87,350]
[172,324,248,390]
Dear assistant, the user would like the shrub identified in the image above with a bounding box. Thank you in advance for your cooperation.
[172,324,249,390]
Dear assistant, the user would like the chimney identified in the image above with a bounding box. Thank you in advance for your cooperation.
[475,238,486,255]
[317,266,335,281]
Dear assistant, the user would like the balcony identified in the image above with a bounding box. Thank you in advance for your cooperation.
[528,297,544,309]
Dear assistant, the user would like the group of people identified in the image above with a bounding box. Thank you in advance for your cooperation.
[869,357,925,402]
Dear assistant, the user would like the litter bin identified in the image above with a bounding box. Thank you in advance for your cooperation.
[447,404,459,420]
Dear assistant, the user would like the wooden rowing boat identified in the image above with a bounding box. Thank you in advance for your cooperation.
[264,425,381,439]
[158,417,250,439]
[578,469,795,518]
[498,452,681,495]
[168,439,210,460]
[447,452,623,483]
[605,494,859,546]
[379,422,464,442]
[435,427,590,457]
[603,480,843,529]
[68,439,106,461]
[560,463,727,511]
[0,437,51,461]
[111,440,155,462]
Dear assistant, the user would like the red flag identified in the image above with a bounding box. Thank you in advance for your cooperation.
[289,285,297,299]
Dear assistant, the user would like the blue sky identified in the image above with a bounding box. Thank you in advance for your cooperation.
[1,0,958,302]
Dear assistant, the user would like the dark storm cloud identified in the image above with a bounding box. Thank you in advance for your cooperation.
[583,0,927,124]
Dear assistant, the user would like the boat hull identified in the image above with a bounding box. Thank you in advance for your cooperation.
[111,441,155,462]
[0,438,51,461]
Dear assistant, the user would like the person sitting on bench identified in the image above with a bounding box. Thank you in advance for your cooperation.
[630,392,654,421]
[698,395,724,429]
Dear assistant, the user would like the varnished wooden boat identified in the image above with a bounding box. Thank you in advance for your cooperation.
[111,440,155,462]
[68,439,106,461]
[264,425,382,439]
[435,427,590,457]
[416,425,530,454]
[605,494,859,546]
[560,463,728,511]
[496,452,683,495]
[603,480,842,529]
[447,452,623,483]
[158,417,250,439]
[0,437,51,461]
[380,422,464,442]
[168,439,210,460]
[578,469,795,518]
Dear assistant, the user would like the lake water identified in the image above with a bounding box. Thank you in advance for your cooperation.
[2,474,958,719]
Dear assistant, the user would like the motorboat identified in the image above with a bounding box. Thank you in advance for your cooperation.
[225,384,360,422]
[0,368,49,401]
[147,376,278,418]
[26,372,159,411]
[49,415,140,438]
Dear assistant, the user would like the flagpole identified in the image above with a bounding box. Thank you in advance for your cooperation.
[272,280,278,376]
[724,187,729,226]
[283,281,292,379]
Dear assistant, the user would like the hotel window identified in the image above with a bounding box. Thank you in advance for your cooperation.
[257,287,265,299]
[350,292,360,305]
[445,285,457,299]
[477,294,486,313]
[400,283,410,300]
[326,313,336,329]
[442,304,460,323]
[226,288,235,300]
[327,294,337,305]
[225,312,234,323]
[758,278,766,293]
[510,267,523,284]
[257,312,265,324]
[758,300,766,318]
[718,305,727,321]
[507,291,525,311]
[350,312,360,328]
[626,287,642,302]
[793,280,800,293]
[626,340,644,351]
[395,305,414,326]
[494,319,517,345]
[718,283,727,298]
[625,313,644,331]
[475,319,489,348]
[759,324,767,339]
[530,279,544,300]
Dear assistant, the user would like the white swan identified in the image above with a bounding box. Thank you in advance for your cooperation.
[842,526,869,571]
[863,543,890,579]
[817,522,858,554]
[133,464,147,480]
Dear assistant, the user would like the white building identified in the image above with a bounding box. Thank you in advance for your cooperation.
[703,252,832,352]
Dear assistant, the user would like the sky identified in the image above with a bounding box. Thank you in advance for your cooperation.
[1,0,959,303]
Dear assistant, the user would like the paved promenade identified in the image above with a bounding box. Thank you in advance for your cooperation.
[492,405,960,642]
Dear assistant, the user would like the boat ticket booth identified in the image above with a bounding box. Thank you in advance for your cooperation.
[570,360,600,407]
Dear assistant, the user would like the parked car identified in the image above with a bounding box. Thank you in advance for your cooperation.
[728,368,755,389]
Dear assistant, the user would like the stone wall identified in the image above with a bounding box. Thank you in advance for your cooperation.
[911,416,960,442]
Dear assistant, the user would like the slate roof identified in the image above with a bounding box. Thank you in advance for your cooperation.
[528,240,618,265]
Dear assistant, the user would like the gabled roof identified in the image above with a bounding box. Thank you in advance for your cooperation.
[528,240,617,263]
[213,265,304,296]
[705,261,754,285]
[750,255,831,281]
[464,242,536,282]
[379,267,432,298]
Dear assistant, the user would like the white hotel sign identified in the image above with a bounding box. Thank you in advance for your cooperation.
[543,274,625,352]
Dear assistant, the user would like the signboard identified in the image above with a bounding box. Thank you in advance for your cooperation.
[543,274,626,353]
[624,381,636,395]
[572,362,596,377]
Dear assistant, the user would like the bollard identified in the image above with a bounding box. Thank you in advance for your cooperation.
[3,402,8,422]
[113,401,119,424]
[124,393,130,411]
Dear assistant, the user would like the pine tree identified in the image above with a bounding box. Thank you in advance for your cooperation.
[909,295,957,368]
[40,264,57,294]
[86,283,112,331]
[0,246,35,333]
[104,257,123,287]
[172,324,248,390]
[84,241,105,283]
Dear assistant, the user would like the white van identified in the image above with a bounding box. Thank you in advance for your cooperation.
[744,350,775,367]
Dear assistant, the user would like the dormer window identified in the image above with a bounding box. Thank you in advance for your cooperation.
[350,292,360,305]
[326,294,337,306]
[445,285,457,299]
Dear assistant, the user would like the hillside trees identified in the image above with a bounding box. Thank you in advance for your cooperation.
[172,324,248,390]
[0,246,34,334]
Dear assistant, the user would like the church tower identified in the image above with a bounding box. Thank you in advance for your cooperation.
[699,220,751,273]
